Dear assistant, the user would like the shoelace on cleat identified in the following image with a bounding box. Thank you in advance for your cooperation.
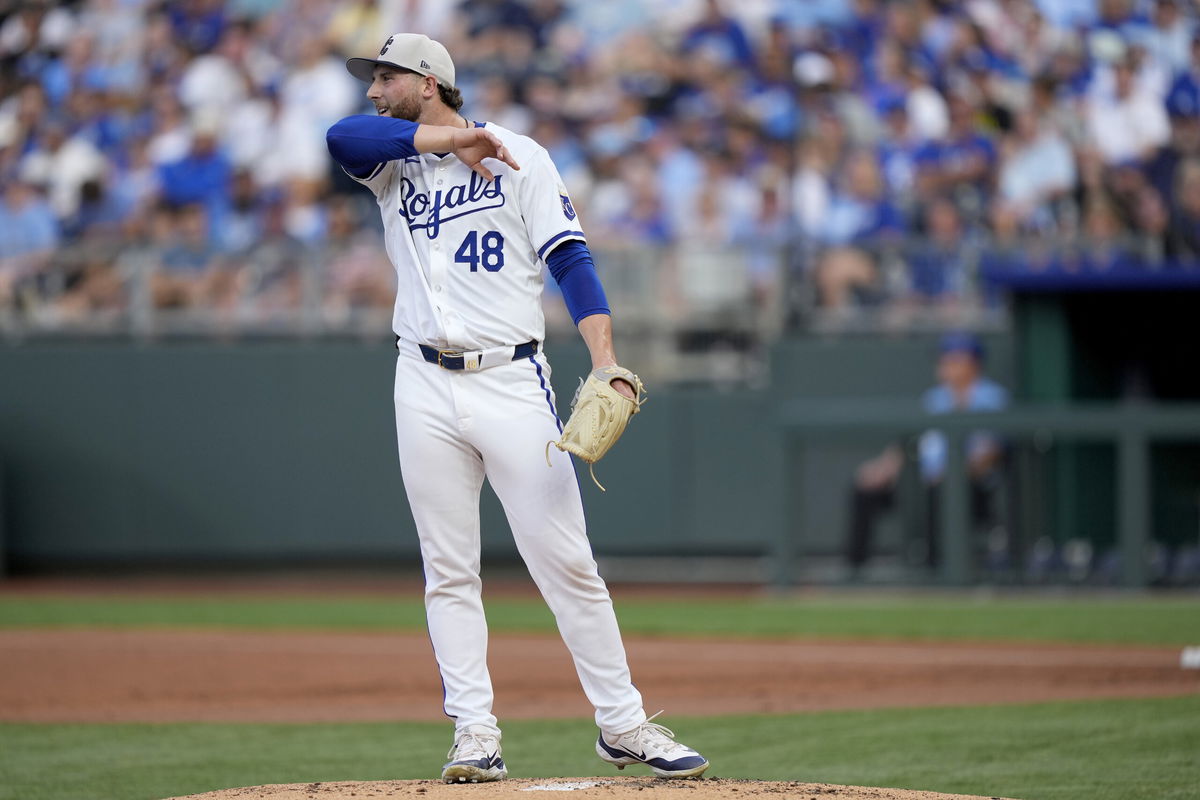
[624,710,690,756]
[447,731,499,761]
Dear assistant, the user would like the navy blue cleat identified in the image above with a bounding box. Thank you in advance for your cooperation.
[596,711,709,778]
[441,727,507,784]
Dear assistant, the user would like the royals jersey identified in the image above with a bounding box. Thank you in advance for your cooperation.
[352,122,584,350]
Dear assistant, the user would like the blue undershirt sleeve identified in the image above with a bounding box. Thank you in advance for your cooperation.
[326,115,420,177]
[546,240,610,326]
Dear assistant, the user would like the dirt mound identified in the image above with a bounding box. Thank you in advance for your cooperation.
[163,777,1016,800]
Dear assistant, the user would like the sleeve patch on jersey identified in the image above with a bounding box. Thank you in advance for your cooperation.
[560,193,577,221]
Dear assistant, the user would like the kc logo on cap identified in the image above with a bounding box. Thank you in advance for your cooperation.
[346,33,457,89]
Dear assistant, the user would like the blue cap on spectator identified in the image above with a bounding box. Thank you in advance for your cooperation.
[939,331,984,360]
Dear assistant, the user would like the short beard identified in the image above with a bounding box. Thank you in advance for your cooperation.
[389,95,422,122]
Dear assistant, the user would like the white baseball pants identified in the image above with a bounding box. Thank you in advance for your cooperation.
[393,346,647,736]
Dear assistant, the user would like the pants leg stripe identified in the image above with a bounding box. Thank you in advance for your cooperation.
[529,355,563,433]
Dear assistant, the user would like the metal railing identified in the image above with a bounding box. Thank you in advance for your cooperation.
[0,233,1035,379]
[776,400,1200,587]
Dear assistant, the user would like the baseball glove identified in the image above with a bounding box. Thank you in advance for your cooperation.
[546,365,646,491]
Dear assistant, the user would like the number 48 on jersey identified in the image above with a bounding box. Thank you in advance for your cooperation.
[455,231,505,272]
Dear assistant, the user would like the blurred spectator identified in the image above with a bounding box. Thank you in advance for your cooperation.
[323,195,395,320]
[1142,1,1193,74]
[1168,158,1200,259]
[157,115,233,238]
[902,197,979,308]
[844,332,1009,575]
[819,149,901,246]
[152,203,234,309]
[276,35,358,181]
[0,179,59,309]
[1131,184,1170,264]
[0,81,49,174]
[221,169,265,255]
[168,0,229,55]
[997,109,1077,231]
[732,169,790,314]
[680,0,755,72]
[38,32,105,106]
[0,0,74,65]
[145,91,194,165]
[792,134,834,242]
[326,0,390,64]
[914,93,997,218]
[674,151,755,318]
[178,23,253,116]
[65,177,131,242]
[473,74,533,134]
[901,62,949,144]
[814,149,904,309]
[18,120,108,221]
[1076,197,1132,270]
[875,94,923,213]
[1087,54,1170,166]
[56,246,127,323]
[238,197,305,317]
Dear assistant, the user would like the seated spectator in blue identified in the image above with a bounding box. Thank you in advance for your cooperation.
[167,0,228,55]
[915,94,997,214]
[157,117,232,242]
[1143,0,1195,74]
[845,332,1008,574]
[153,203,233,309]
[680,0,756,71]
[904,198,978,305]
[820,150,904,247]
[876,93,923,212]
[0,179,60,309]
[815,149,904,308]
[66,178,132,241]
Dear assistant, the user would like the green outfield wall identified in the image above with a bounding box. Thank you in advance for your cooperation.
[0,333,1038,574]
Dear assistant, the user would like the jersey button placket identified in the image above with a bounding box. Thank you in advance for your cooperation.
[428,231,454,337]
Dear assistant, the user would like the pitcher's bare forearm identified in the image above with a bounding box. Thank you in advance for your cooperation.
[578,314,634,399]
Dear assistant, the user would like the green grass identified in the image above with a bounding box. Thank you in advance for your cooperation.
[1,593,1198,645]
[1,696,1197,800]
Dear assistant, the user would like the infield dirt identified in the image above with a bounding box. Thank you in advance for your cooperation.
[0,629,1193,722]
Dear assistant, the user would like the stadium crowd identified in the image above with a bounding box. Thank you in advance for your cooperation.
[2,0,1200,332]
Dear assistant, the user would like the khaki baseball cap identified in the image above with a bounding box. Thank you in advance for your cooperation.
[346,33,456,89]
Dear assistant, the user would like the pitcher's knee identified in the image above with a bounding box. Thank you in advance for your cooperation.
[424,569,483,602]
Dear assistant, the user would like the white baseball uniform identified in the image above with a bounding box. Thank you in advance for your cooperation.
[350,122,647,737]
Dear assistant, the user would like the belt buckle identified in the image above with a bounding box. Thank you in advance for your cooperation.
[437,348,462,369]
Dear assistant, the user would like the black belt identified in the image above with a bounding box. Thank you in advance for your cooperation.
[409,339,539,370]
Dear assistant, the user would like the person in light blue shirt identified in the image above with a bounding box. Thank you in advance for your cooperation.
[846,332,1009,573]
[0,180,60,309]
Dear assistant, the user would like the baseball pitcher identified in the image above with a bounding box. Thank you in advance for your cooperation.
[326,33,708,784]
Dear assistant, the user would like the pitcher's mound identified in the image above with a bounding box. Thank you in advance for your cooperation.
[165,777,1015,799]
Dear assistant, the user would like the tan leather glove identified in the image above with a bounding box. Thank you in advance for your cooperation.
[547,365,646,491]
